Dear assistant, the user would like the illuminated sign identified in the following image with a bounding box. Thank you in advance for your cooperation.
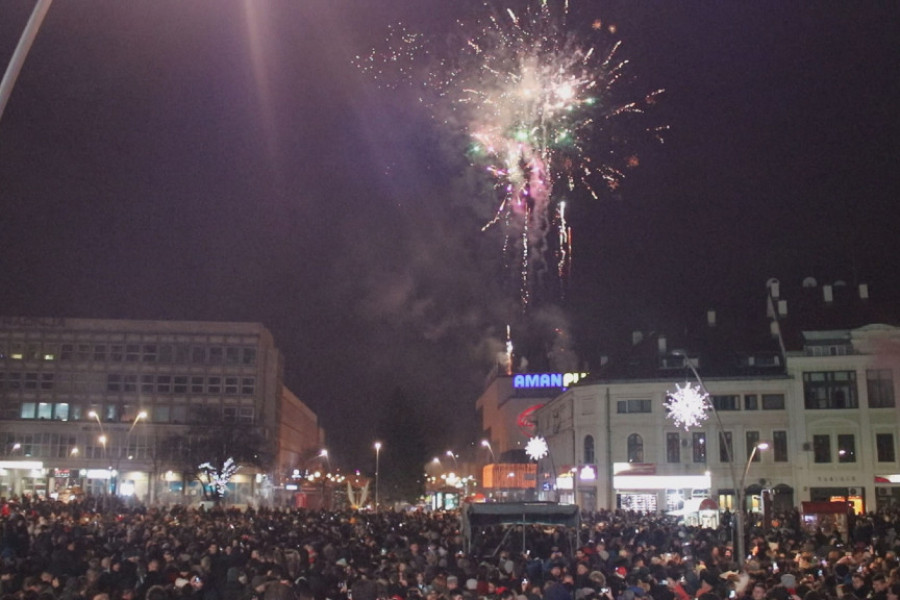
[512,372,588,389]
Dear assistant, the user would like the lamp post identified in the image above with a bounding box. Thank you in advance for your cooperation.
[112,411,147,496]
[374,442,382,512]
[480,440,496,463]
[445,450,459,471]
[318,449,330,509]
[667,352,750,568]
[737,441,769,555]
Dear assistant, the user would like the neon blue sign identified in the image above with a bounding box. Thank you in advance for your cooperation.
[512,372,588,389]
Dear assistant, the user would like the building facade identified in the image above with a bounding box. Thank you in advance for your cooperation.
[0,316,322,503]
[527,279,900,515]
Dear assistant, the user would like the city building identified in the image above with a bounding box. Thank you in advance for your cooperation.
[0,316,323,503]
[476,366,587,500]
[523,278,900,515]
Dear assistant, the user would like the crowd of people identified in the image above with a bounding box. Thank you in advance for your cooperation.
[1,496,900,600]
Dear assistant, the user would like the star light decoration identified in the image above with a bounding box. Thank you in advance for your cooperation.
[665,382,711,431]
[525,435,549,461]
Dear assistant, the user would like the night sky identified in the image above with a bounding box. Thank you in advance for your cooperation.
[2,1,899,468]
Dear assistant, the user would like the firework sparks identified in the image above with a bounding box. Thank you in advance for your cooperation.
[665,382,711,431]
[358,1,664,308]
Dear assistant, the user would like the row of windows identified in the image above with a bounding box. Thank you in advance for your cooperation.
[6,402,255,425]
[0,342,258,367]
[586,430,792,465]
[811,432,896,463]
[106,374,255,396]
[0,372,256,397]
[619,394,787,414]
[802,370,896,409]
[585,431,898,466]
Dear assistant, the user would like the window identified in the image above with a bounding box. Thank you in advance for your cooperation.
[173,376,188,394]
[744,395,758,411]
[804,371,858,409]
[773,431,788,462]
[240,377,255,395]
[174,345,190,364]
[154,405,170,423]
[191,376,204,394]
[156,375,171,394]
[837,434,856,463]
[142,345,157,362]
[37,403,52,419]
[876,433,895,463]
[617,399,651,413]
[20,402,36,419]
[107,374,122,392]
[746,431,761,461]
[238,407,254,425]
[24,373,38,390]
[110,345,124,362]
[40,373,53,390]
[123,374,137,393]
[54,403,69,421]
[711,395,740,411]
[666,433,680,463]
[60,344,74,361]
[583,435,595,464]
[224,377,239,395]
[207,377,221,394]
[813,434,831,463]
[208,347,223,365]
[242,348,257,365]
[158,345,173,364]
[762,394,785,410]
[141,375,154,394]
[223,406,237,423]
[627,434,643,463]
[191,346,206,364]
[93,344,107,361]
[867,370,895,408]
[693,432,707,463]
[76,344,91,361]
[125,344,140,362]
[719,432,733,462]
[225,347,240,364]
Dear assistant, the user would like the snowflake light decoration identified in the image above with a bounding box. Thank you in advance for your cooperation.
[665,382,711,430]
[525,436,549,461]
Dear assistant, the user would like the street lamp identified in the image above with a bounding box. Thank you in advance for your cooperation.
[445,450,459,471]
[112,411,147,496]
[666,352,750,567]
[374,442,382,512]
[737,441,769,549]
[481,440,496,463]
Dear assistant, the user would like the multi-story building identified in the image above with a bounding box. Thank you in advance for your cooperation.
[0,317,323,503]
[526,278,900,515]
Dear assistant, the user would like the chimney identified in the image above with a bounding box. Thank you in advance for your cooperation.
[707,310,716,327]
[823,284,833,303]
[859,283,869,300]
[632,331,643,346]
[658,336,667,354]
[778,299,788,317]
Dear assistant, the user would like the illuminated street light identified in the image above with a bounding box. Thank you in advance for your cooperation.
[481,440,496,463]
[667,351,753,568]
[374,442,382,512]
[445,450,459,471]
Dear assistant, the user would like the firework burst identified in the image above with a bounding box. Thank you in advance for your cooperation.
[357,1,665,308]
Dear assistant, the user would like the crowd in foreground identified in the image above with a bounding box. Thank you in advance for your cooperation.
[2,496,900,600]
